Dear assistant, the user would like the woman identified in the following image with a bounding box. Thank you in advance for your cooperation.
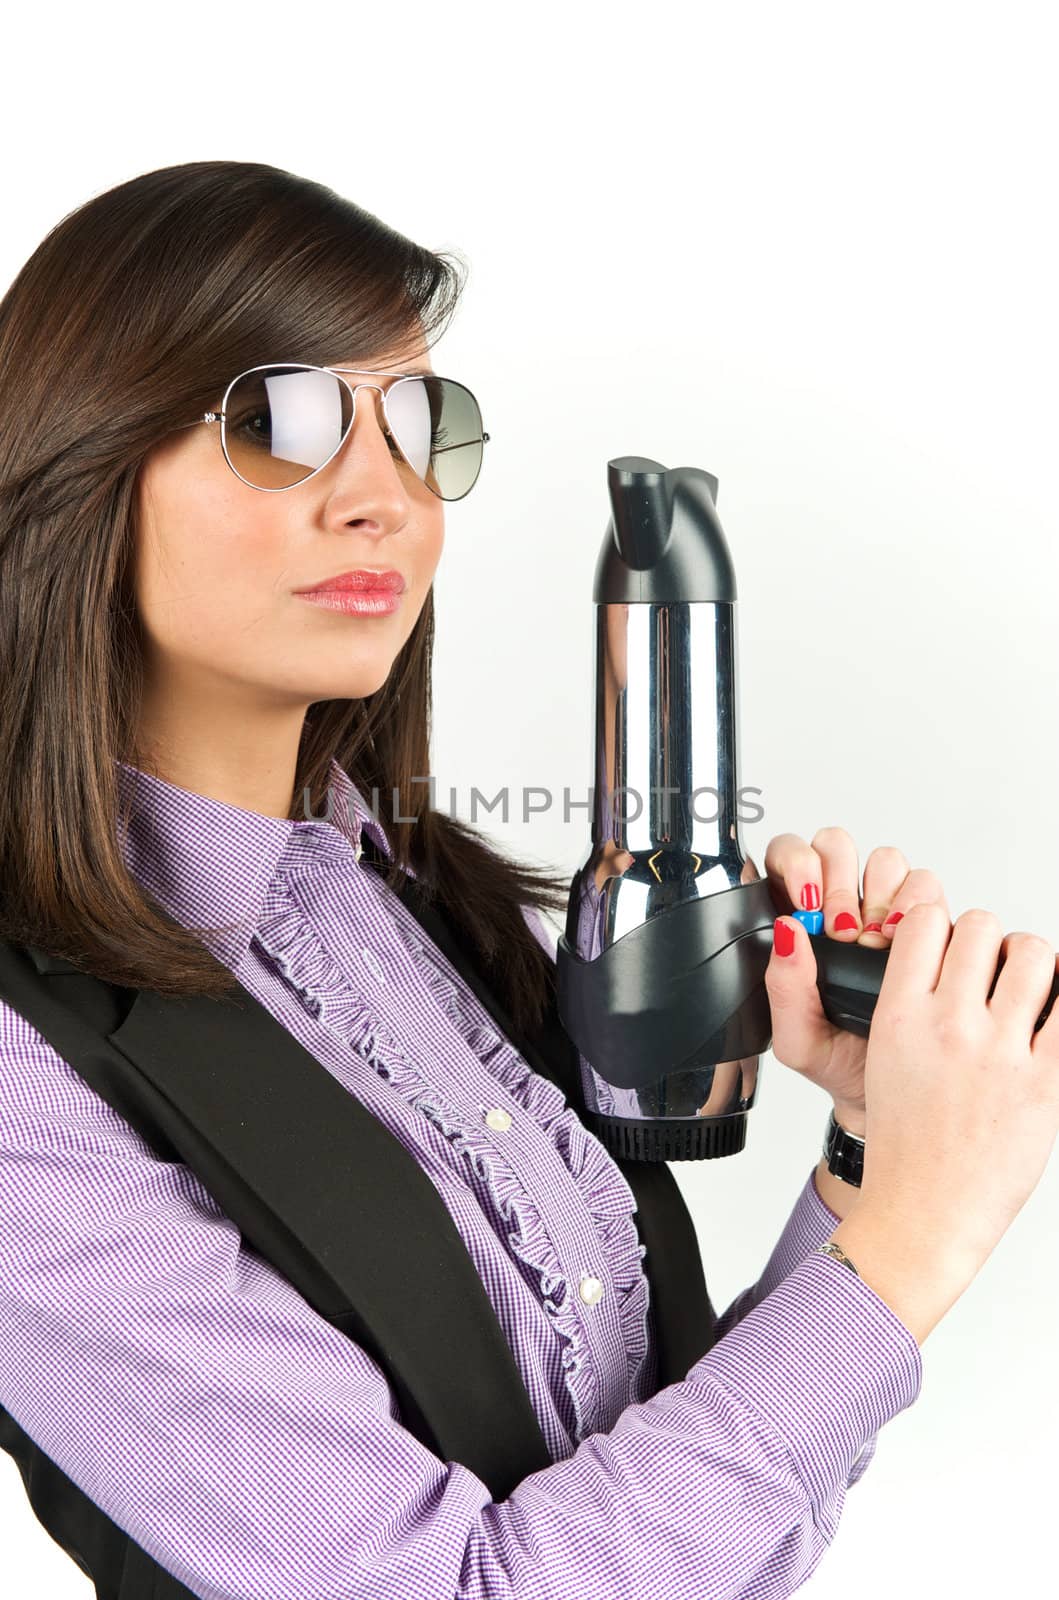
[0,160,1054,1600]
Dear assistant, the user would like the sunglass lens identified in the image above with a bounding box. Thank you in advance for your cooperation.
[386,376,485,501]
[223,367,353,489]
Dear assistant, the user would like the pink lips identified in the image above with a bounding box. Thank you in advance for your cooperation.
[295,569,406,595]
[294,569,406,617]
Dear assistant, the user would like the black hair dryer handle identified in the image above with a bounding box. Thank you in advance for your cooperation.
[807,930,1059,1040]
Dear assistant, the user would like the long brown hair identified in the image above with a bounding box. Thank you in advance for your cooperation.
[0,160,569,1037]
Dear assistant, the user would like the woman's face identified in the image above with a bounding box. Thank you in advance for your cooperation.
[131,345,446,772]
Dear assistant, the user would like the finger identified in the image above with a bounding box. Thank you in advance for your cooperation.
[873,864,950,945]
[809,826,862,938]
[933,907,1005,1013]
[764,914,830,1061]
[989,931,1057,1034]
[877,900,952,1005]
[858,845,911,942]
[763,833,822,917]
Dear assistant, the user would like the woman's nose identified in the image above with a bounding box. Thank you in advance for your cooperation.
[325,382,414,523]
[331,383,404,484]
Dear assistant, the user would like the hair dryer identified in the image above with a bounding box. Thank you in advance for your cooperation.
[555,456,1058,1163]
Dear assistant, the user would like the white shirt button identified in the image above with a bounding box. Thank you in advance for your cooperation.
[484,1107,512,1132]
[353,841,364,862]
[361,947,386,985]
[579,1274,605,1306]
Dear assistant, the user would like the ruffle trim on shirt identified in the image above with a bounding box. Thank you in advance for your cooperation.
[251,883,653,1443]
[388,916,654,1437]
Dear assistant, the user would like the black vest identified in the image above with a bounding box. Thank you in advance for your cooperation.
[0,854,717,1599]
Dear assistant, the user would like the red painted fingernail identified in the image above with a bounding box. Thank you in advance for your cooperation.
[833,912,859,931]
[800,883,821,911]
[863,921,883,932]
[773,917,796,957]
[884,911,904,927]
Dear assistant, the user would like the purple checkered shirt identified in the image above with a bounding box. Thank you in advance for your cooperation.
[0,758,921,1599]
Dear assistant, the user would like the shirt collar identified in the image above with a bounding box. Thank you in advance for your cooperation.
[114,756,396,971]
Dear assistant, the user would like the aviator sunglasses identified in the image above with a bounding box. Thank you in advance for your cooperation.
[176,363,490,501]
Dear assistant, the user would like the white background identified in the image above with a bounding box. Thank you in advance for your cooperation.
[2,1,1057,1594]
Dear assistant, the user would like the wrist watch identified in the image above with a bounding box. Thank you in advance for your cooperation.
[823,1108,865,1187]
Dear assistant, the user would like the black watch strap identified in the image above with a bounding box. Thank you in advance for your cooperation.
[823,1108,865,1188]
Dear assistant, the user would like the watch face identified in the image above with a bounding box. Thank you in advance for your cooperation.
[825,1114,864,1187]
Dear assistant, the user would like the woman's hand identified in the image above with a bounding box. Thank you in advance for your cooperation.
[760,828,950,1135]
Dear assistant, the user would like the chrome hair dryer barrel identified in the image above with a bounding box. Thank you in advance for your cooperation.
[555,457,772,1162]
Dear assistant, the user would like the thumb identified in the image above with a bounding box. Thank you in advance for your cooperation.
[764,914,830,1066]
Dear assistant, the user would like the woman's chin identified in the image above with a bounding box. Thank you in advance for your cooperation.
[300,665,395,701]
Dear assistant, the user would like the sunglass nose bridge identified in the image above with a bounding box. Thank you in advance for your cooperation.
[344,382,401,450]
